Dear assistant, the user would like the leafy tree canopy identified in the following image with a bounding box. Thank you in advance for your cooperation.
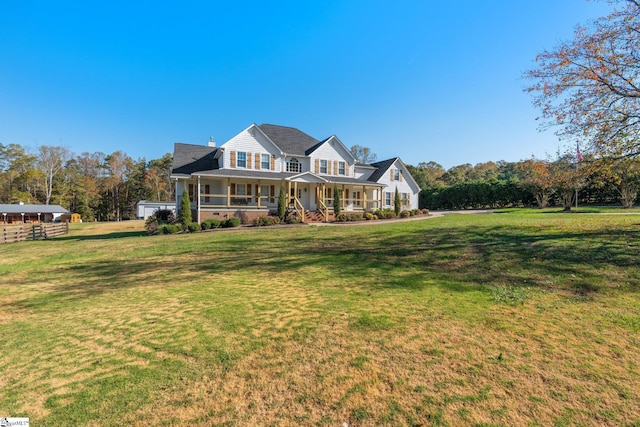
[526,0,640,158]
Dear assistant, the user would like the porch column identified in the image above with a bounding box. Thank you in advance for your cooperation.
[197,176,201,224]
[363,186,367,210]
[341,185,345,210]
[257,180,262,208]
[226,178,231,208]
[287,181,292,206]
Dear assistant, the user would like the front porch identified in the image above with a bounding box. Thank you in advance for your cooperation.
[183,176,383,223]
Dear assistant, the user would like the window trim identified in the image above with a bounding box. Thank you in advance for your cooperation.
[287,157,302,173]
[237,151,247,168]
[393,169,400,181]
[338,161,346,176]
[385,192,392,206]
[261,153,270,170]
[320,159,327,174]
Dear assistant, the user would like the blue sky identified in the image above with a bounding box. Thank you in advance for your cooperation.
[0,1,613,168]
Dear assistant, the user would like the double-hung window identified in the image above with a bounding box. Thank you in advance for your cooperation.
[393,169,400,181]
[385,192,392,206]
[261,154,270,170]
[237,152,247,168]
[338,161,346,175]
[320,159,327,174]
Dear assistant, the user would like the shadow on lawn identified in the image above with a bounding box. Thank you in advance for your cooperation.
[53,230,148,241]
[7,220,640,311]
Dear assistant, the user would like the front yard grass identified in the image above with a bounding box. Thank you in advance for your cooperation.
[0,212,638,426]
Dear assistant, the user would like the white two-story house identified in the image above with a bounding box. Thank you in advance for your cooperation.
[170,124,420,223]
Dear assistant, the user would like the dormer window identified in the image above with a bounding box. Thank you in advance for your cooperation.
[287,157,302,173]
[237,152,247,168]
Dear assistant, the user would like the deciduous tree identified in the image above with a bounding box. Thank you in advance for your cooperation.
[526,0,640,157]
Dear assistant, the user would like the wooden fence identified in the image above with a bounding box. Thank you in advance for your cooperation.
[1,222,69,244]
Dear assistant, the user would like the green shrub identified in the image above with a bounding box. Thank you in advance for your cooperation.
[394,188,401,217]
[285,212,302,224]
[187,222,201,232]
[178,190,192,227]
[159,224,181,234]
[400,210,410,218]
[335,213,348,222]
[252,216,280,226]
[333,185,341,216]
[222,217,241,228]
[365,212,375,220]
[202,218,221,229]
[277,186,286,221]
[373,209,383,218]
[145,208,176,235]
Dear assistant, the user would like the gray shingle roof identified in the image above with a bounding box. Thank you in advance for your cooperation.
[258,124,320,156]
[0,204,69,214]
[367,158,398,182]
[171,143,218,175]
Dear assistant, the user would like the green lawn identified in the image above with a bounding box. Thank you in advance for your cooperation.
[0,212,639,426]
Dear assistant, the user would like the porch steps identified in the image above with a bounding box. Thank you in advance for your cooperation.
[304,210,326,223]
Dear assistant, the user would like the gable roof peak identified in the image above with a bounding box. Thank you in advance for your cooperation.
[257,124,320,156]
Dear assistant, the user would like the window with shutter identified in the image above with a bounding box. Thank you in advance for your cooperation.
[255,153,261,169]
[230,151,237,168]
[246,152,252,169]
[261,154,270,170]
[237,152,247,168]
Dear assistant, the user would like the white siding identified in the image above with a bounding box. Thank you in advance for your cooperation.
[220,128,282,171]
[374,160,420,210]
[310,140,353,177]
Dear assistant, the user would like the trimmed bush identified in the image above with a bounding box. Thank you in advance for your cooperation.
[421,208,430,215]
[335,212,364,222]
[187,222,201,232]
[252,216,280,226]
[160,224,181,234]
[202,218,221,229]
[178,190,192,227]
[364,212,375,220]
[222,217,241,228]
[285,211,302,224]
[400,210,411,218]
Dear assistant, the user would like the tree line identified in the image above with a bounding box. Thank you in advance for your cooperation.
[407,154,640,210]
[0,143,173,221]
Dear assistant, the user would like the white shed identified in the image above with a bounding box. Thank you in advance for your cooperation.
[136,201,176,220]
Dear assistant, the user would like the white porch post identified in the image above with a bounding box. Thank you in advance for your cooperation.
[363,185,367,210]
[197,176,201,224]
[257,180,262,208]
